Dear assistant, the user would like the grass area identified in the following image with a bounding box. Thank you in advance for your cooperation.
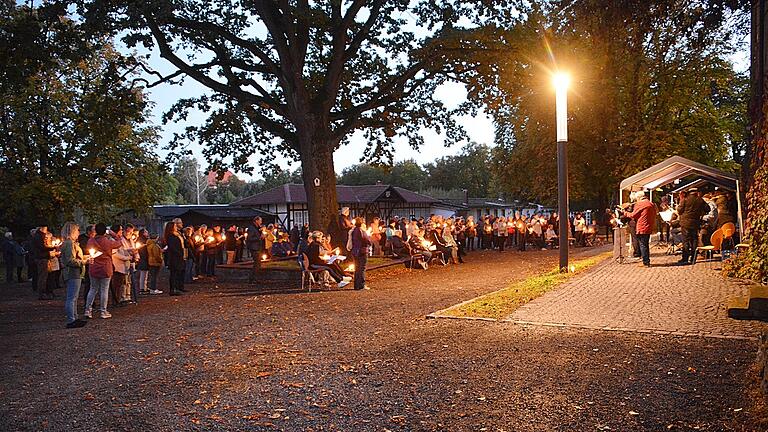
[439,252,613,320]
[262,256,395,270]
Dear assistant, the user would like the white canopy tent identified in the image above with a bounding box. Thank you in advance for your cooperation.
[618,156,743,233]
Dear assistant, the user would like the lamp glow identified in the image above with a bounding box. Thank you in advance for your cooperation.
[553,72,570,142]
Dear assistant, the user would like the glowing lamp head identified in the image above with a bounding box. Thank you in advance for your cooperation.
[553,72,570,142]
[552,72,571,92]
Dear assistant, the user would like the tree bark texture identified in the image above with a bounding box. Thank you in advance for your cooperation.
[299,135,339,233]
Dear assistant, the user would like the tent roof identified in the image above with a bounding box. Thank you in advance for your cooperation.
[667,176,739,195]
[619,156,738,192]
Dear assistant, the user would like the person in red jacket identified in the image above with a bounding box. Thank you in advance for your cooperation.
[623,192,657,267]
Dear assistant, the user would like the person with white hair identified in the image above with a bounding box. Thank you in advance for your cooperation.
[60,222,89,328]
[622,190,657,267]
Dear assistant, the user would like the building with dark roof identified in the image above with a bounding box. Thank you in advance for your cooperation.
[122,205,275,234]
[232,184,451,228]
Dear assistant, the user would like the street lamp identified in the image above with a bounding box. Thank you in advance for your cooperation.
[553,72,570,272]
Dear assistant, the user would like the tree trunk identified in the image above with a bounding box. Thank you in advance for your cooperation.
[299,137,339,233]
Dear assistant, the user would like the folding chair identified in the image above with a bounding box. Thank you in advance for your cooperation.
[694,229,723,266]
[298,253,329,292]
[720,222,736,251]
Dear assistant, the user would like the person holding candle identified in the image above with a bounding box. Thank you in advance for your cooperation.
[369,217,383,256]
[44,231,63,298]
[108,225,133,306]
[164,221,187,295]
[193,224,206,278]
[183,226,196,283]
[136,228,151,294]
[77,225,96,300]
[235,227,246,262]
[573,212,587,247]
[61,222,89,328]
[307,231,349,288]
[493,217,507,252]
[264,224,277,259]
[350,217,371,290]
[465,216,476,251]
[425,223,450,265]
[146,233,164,294]
[31,225,56,299]
[124,224,140,304]
[407,229,432,270]
[443,220,462,264]
[246,217,265,282]
[84,223,123,319]
[203,228,218,277]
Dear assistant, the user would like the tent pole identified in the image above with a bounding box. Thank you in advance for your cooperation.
[736,179,744,237]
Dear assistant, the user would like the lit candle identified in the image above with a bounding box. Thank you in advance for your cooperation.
[346,264,355,272]
[261,254,267,261]
[194,235,202,242]
[569,265,576,273]
[222,234,227,241]
[89,248,96,256]
[207,236,214,243]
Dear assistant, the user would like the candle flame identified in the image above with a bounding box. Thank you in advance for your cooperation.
[261,254,267,261]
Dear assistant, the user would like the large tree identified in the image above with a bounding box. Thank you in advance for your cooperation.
[0,2,169,228]
[74,0,491,230]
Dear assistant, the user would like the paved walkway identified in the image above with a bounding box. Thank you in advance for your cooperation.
[507,248,768,340]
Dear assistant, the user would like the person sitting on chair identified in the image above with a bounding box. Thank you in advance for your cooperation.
[306,232,350,288]
[389,230,410,258]
[407,229,432,269]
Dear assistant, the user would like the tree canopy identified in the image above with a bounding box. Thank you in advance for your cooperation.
[338,160,427,191]
[0,2,170,228]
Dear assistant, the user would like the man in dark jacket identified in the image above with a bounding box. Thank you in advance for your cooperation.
[246,217,265,282]
[676,188,708,265]
[31,225,55,297]
[350,218,371,290]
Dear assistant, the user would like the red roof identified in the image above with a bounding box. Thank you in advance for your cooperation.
[207,170,234,186]
[232,184,438,206]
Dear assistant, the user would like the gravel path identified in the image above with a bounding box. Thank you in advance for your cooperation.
[0,247,763,431]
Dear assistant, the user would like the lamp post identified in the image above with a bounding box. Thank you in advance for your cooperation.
[553,72,570,272]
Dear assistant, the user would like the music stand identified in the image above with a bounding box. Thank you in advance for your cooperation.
[656,209,674,248]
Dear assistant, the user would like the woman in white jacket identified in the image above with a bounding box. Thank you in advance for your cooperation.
[109,225,134,306]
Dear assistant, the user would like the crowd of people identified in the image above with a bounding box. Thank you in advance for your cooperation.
[0,217,284,328]
[0,207,614,328]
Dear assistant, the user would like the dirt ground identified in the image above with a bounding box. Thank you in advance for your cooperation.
[0,247,764,431]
